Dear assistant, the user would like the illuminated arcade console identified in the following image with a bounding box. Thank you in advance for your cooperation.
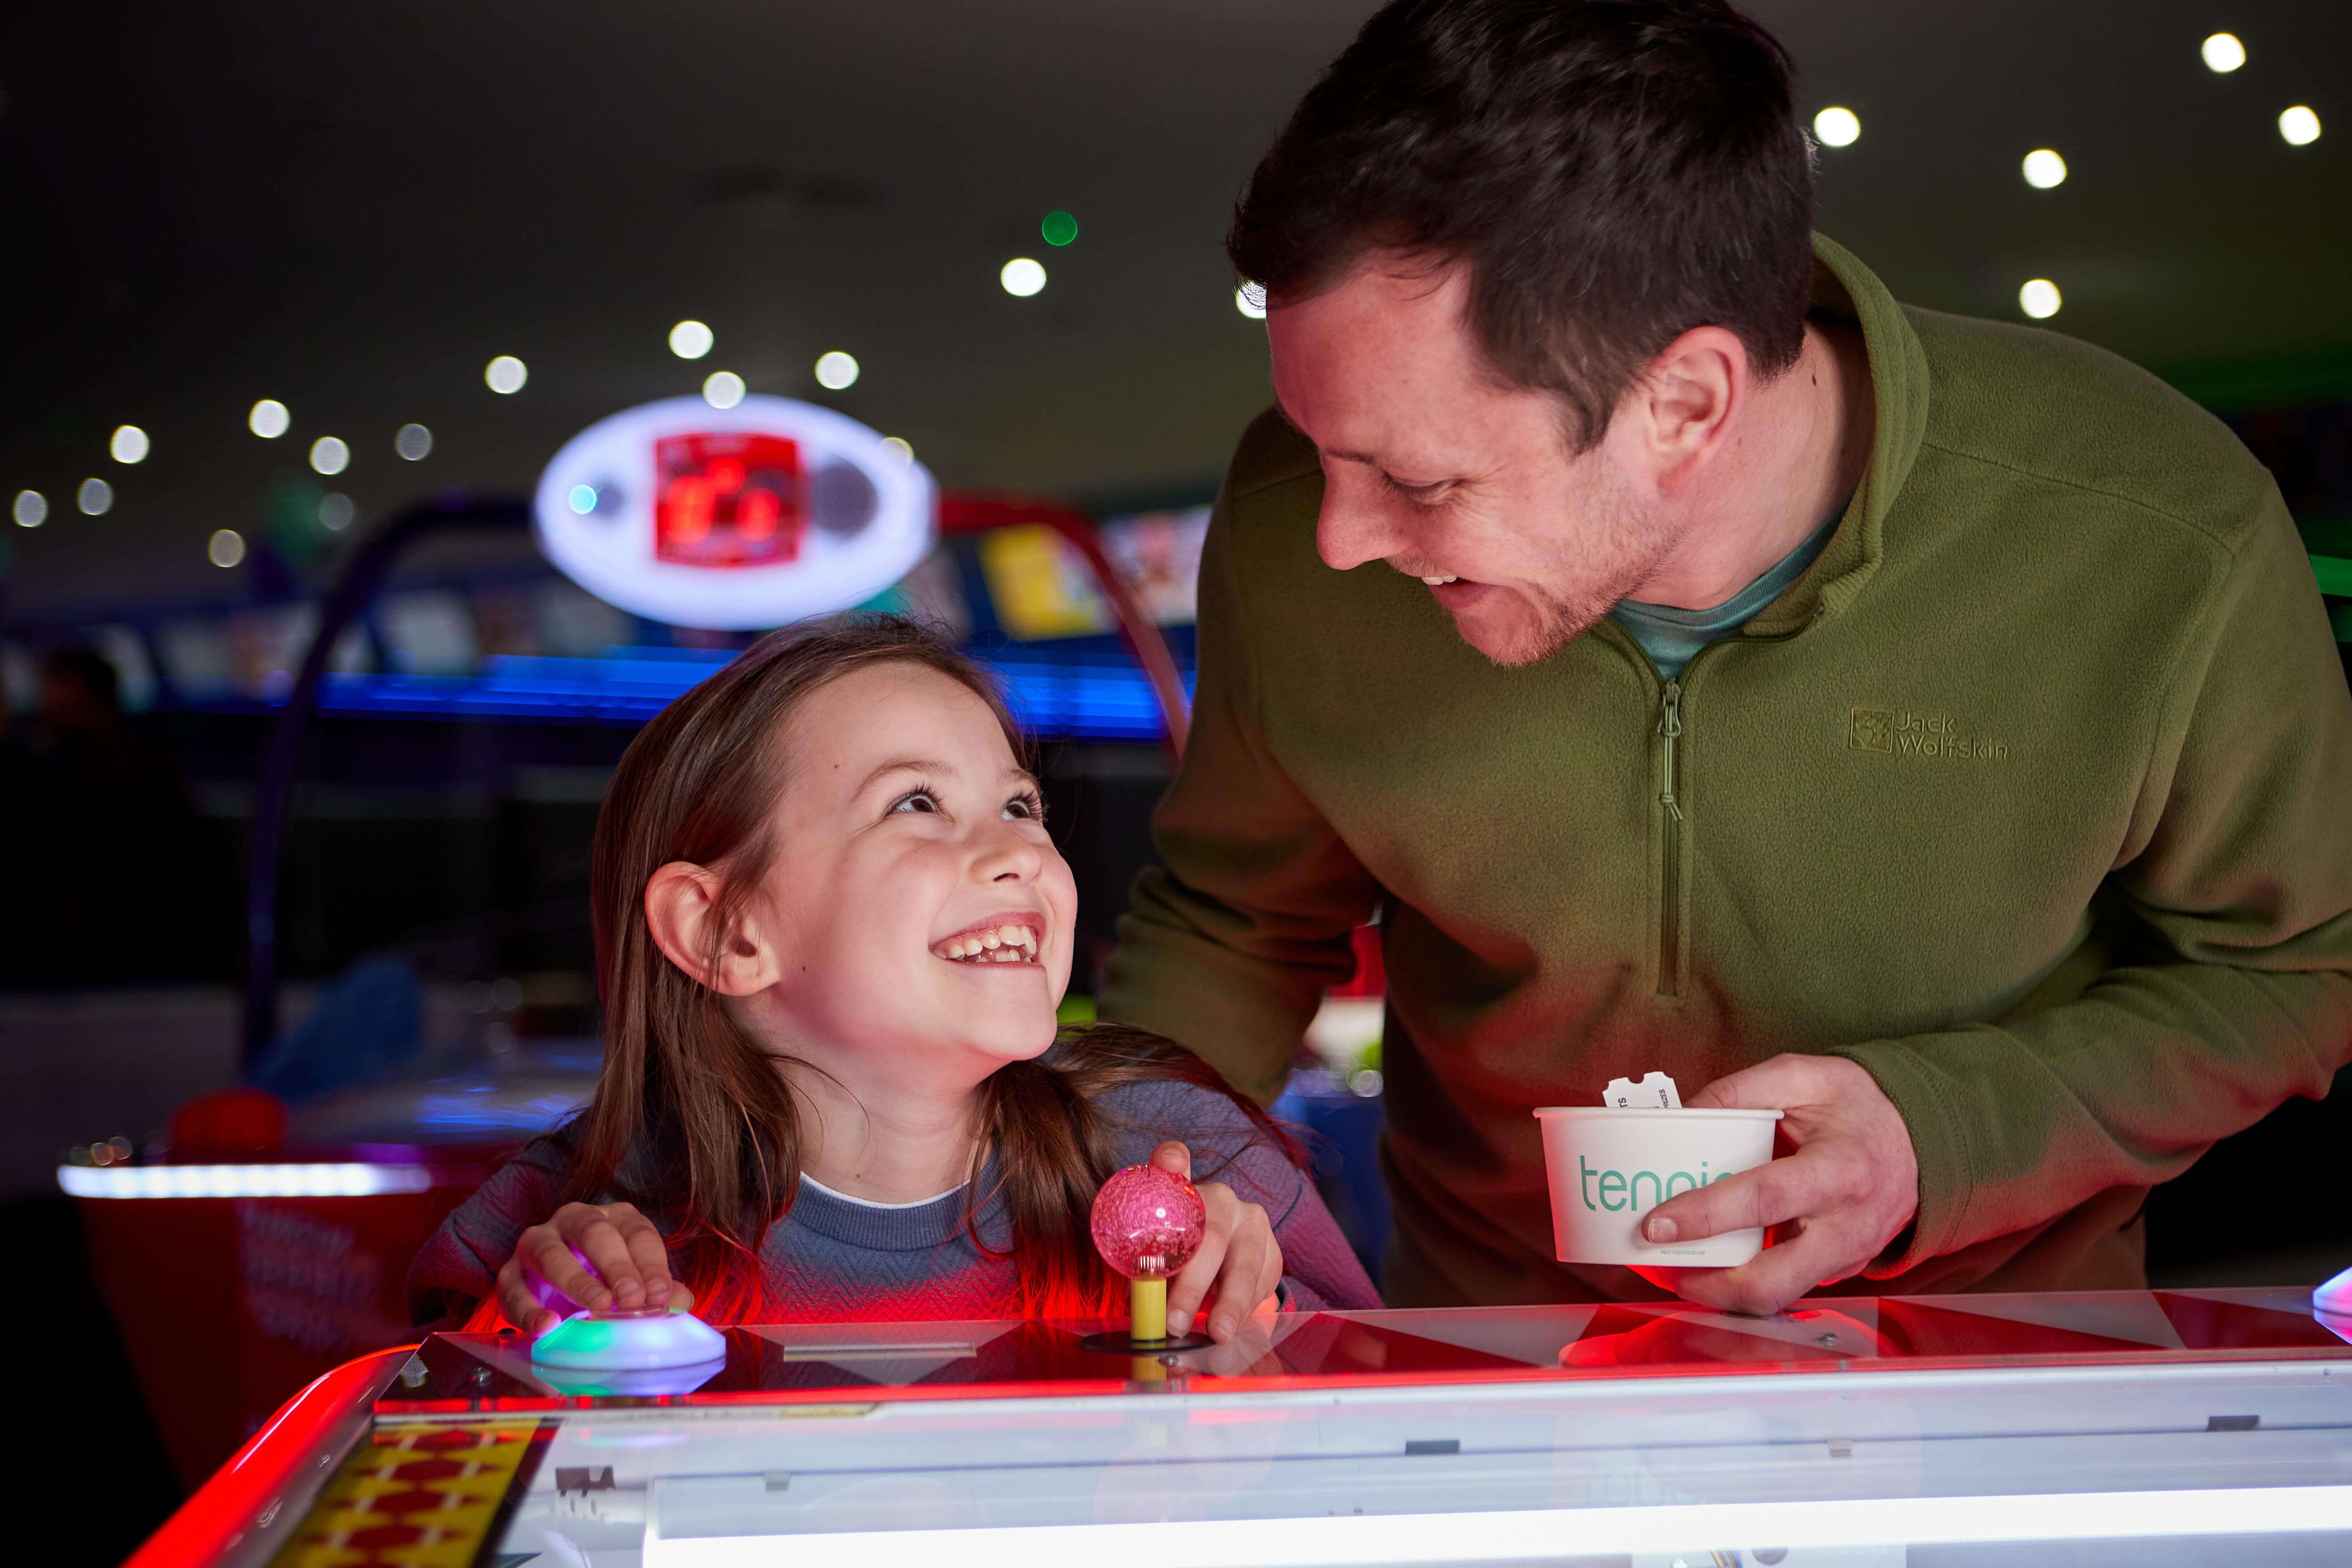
[127,1289,2352,1567]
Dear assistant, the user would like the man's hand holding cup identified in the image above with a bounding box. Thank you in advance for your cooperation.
[1631,1054,1919,1316]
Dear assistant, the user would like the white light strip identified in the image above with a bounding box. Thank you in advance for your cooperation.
[57,1163,435,1199]
[646,1485,2352,1568]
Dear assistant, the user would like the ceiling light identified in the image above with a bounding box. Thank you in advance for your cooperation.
[13,490,47,528]
[2022,149,2067,188]
[1813,106,1861,148]
[2280,106,2322,145]
[1041,210,1079,247]
[1000,257,1047,297]
[2019,278,2063,319]
[567,484,600,514]
[395,423,432,460]
[702,370,745,409]
[669,320,714,360]
[208,528,246,568]
[1236,283,1268,320]
[2201,33,2246,73]
[77,478,113,515]
[249,399,290,439]
[319,493,354,531]
[880,437,913,464]
[110,425,150,464]
[310,436,350,476]
[485,355,528,394]
[814,351,859,391]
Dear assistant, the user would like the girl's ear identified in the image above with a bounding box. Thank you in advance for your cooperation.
[644,861,780,996]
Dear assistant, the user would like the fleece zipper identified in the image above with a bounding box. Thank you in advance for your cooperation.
[1655,679,1684,998]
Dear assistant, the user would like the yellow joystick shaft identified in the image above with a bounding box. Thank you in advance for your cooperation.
[1129,1275,1169,1343]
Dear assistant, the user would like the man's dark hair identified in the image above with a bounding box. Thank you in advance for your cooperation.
[1229,0,1817,450]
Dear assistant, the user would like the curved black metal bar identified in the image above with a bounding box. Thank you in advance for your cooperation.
[241,492,533,1066]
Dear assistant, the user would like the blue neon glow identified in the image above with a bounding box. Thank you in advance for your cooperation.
[303,645,1194,741]
[567,484,599,514]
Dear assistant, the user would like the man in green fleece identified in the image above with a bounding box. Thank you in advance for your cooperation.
[1098,0,2352,1316]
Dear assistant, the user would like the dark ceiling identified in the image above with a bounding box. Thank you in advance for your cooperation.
[1,0,2345,614]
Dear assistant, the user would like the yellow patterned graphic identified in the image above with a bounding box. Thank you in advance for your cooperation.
[270,1421,541,1568]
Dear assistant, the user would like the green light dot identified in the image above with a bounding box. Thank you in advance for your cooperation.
[1041,210,1079,247]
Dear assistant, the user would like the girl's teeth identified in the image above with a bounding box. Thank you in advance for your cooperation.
[938,925,1041,961]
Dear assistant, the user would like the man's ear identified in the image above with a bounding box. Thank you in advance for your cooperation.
[1634,324,1747,489]
[643,861,779,996]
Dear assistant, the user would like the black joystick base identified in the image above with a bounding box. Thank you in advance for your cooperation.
[1080,1329,1216,1354]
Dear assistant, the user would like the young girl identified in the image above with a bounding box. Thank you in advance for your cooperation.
[409,616,1378,1342]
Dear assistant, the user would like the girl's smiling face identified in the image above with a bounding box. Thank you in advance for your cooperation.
[730,660,1076,1084]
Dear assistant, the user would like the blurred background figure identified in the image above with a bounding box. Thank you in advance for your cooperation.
[0,646,211,986]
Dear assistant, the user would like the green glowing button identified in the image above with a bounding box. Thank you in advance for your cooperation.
[531,1306,727,1370]
[1041,210,1079,247]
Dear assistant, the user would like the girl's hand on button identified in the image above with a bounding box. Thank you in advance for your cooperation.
[1149,1140,1284,1343]
[493,1201,692,1336]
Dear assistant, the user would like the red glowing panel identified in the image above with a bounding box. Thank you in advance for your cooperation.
[655,433,806,567]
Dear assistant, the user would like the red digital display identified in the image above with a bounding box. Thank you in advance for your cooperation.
[655,432,807,568]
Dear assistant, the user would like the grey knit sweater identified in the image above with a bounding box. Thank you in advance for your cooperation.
[408,1077,1380,1330]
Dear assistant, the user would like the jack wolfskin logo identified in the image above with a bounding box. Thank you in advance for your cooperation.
[1850,706,2010,763]
[1849,708,1894,752]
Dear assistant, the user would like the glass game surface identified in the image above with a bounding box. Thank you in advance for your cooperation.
[247,1292,2352,1568]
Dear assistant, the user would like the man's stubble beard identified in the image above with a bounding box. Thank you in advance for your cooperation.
[1476,474,1681,669]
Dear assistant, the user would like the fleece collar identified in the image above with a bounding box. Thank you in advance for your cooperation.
[1739,234,1932,637]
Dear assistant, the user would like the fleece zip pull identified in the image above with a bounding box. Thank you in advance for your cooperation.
[1656,680,1684,998]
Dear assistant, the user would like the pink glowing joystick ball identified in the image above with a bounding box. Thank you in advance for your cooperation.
[1090,1163,1207,1278]
[1089,1163,1208,1347]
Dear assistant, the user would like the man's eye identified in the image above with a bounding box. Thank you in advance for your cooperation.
[1381,472,1450,504]
[889,790,940,815]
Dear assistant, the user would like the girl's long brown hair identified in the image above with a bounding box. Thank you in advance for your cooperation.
[566,614,1291,1322]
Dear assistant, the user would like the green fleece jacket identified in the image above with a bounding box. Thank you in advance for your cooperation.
[1099,237,2352,1307]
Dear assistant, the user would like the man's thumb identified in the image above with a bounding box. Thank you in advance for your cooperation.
[1684,1075,1744,1110]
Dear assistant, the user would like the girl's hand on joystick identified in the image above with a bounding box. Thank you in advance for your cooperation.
[1149,1140,1284,1342]
[496,1200,694,1335]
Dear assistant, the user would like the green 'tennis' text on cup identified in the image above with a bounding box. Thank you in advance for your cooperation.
[1579,1155,1740,1212]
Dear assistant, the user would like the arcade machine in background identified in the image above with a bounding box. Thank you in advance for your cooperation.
[60,395,1202,1488]
[1276,925,1394,1280]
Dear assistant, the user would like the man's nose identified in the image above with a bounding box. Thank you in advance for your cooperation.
[1316,489,1404,572]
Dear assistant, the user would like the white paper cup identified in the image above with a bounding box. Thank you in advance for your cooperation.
[1534,1107,1785,1267]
